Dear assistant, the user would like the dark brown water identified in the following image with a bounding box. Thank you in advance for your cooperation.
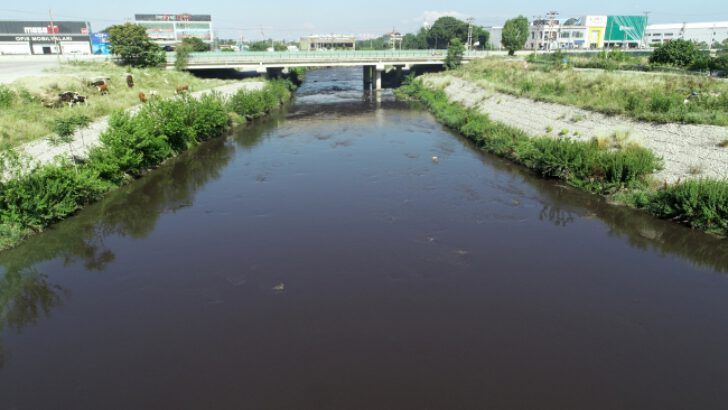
[2,68,728,409]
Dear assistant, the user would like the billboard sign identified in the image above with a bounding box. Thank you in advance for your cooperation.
[585,16,607,27]
[135,14,211,22]
[91,32,110,54]
[605,16,647,42]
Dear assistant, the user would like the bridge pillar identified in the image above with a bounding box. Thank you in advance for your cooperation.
[266,67,284,79]
[363,65,372,90]
[374,64,384,91]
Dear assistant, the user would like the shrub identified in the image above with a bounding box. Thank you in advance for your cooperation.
[0,86,14,108]
[649,180,728,236]
[650,39,702,67]
[0,164,111,230]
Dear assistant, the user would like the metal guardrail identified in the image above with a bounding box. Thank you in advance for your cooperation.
[167,50,491,64]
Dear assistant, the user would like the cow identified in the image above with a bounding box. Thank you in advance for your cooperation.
[175,84,189,94]
[138,92,148,103]
[57,91,87,106]
[97,83,109,95]
[126,74,135,88]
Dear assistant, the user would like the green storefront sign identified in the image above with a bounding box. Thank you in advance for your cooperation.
[604,16,647,42]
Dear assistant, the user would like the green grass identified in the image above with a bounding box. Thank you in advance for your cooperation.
[455,59,728,126]
[0,80,294,251]
[0,61,231,148]
[397,77,728,237]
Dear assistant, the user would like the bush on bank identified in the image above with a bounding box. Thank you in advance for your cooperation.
[0,80,294,251]
[397,77,728,237]
[396,78,660,194]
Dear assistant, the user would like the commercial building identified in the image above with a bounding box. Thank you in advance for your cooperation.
[134,14,213,47]
[527,18,561,50]
[646,22,728,47]
[584,16,607,49]
[299,35,356,51]
[0,20,91,55]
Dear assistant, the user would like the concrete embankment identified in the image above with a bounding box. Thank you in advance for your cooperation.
[423,75,728,184]
[14,81,265,170]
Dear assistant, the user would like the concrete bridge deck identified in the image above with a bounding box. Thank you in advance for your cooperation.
[170,50,492,70]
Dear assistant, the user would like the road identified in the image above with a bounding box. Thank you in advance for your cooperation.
[0,55,108,84]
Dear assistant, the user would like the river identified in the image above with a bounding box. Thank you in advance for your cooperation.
[1,67,728,409]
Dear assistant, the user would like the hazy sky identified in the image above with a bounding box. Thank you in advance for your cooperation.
[1,1,727,40]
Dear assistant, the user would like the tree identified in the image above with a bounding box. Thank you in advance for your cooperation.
[649,39,702,67]
[180,37,210,52]
[402,29,428,50]
[502,16,529,56]
[428,17,469,49]
[175,43,191,71]
[445,38,465,69]
[107,23,166,67]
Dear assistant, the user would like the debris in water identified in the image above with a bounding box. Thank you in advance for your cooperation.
[272,283,286,292]
[432,156,439,163]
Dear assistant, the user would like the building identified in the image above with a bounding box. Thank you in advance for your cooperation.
[604,16,648,48]
[299,35,356,51]
[646,22,728,47]
[485,26,503,50]
[383,30,403,50]
[584,16,607,49]
[134,14,213,48]
[527,18,561,50]
[558,18,589,49]
[0,20,91,55]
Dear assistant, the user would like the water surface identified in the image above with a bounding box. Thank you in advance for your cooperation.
[1,68,728,409]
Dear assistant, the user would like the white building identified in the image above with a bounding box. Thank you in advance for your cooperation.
[134,14,214,48]
[528,18,561,50]
[646,22,728,48]
[0,20,91,55]
[486,26,503,50]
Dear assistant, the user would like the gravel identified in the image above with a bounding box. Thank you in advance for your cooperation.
[423,75,728,183]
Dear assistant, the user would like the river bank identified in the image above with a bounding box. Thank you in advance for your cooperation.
[398,76,728,237]
[14,81,265,170]
[422,75,728,183]
[0,79,293,251]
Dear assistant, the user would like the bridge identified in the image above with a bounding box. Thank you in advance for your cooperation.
[168,50,492,90]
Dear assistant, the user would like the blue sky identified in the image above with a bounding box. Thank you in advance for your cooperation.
[1,1,727,40]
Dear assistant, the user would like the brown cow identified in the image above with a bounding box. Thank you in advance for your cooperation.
[138,92,148,103]
[97,83,109,95]
[126,74,135,88]
[175,84,189,94]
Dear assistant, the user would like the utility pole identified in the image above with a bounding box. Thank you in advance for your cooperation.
[643,11,651,48]
[48,9,62,57]
[546,11,559,52]
[466,17,475,50]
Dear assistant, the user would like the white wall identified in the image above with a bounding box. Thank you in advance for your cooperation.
[0,42,31,55]
[61,41,91,54]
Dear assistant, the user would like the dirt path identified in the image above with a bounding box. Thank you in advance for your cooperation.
[14,81,265,169]
[423,75,728,183]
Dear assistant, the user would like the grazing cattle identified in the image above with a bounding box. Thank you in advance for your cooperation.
[138,92,148,103]
[90,79,106,87]
[126,74,135,88]
[175,84,189,94]
[57,91,87,106]
[97,83,109,95]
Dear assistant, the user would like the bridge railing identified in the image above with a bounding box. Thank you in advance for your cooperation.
[168,50,491,64]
